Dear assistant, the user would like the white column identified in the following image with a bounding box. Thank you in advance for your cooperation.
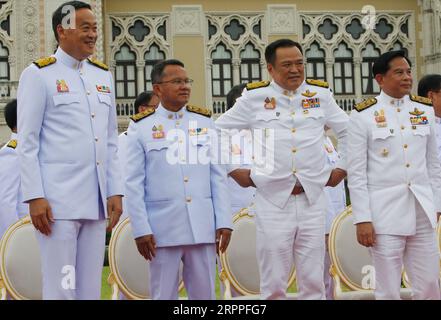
[136,61,146,95]
[325,58,334,89]
[353,57,362,102]
[232,58,241,85]
[261,59,268,81]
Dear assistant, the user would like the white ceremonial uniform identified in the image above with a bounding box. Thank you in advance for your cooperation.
[322,136,347,300]
[436,117,441,162]
[17,48,123,300]
[347,91,441,300]
[117,131,129,223]
[215,79,349,300]
[227,129,256,216]
[0,133,28,239]
[125,104,232,300]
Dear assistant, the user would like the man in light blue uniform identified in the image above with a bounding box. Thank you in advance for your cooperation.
[17,1,123,300]
[117,91,159,224]
[0,99,28,239]
[125,59,232,300]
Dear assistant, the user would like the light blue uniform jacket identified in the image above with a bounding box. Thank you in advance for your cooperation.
[125,104,232,247]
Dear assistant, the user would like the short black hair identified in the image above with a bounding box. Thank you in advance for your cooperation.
[265,39,303,65]
[151,59,185,84]
[417,74,441,97]
[4,99,17,131]
[134,91,157,113]
[52,1,92,43]
[372,50,412,77]
[226,83,247,110]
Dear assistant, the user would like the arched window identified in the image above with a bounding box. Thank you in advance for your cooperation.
[211,43,232,97]
[333,43,354,94]
[115,45,137,99]
[144,44,165,91]
[0,42,9,81]
[392,41,409,57]
[362,43,381,95]
[306,42,326,81]
[240,43,261,84]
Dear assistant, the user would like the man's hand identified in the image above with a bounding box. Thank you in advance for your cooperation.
[326,168,347,187]
[106,195,123,232]
[229,169,256,188]
[356,222,376,247]
[135,234,156,261]
[216,228,232,254]
[29,198,54,236]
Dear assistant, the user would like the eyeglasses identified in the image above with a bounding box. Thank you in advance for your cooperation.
[157,78,194,86]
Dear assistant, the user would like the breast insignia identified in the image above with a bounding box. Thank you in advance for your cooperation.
[130,107,156,123]
[33,57,57,69]
[354,98,378,112]
[186,105,212,118]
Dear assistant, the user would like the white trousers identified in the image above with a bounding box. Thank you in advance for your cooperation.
[255,191,326,300]
[370,200,440,300]
[149,243,216,300]
[36,219,106,300]
[324,246,334,300]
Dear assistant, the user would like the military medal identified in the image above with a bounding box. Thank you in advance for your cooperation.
[231,144,241,155]
[302,98,320,109]
[96,85,111,93]
[264,97,276,109]
[56,80,69,93]
[374,109,387,128]
[152,124,165,139]
[409,108,428,126]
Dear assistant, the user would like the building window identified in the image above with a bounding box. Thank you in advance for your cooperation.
[333,43,354,94]
[240,43,261,84]
[144,44,165,91]
[0,42,9,81]
[211,43,232,97]
[306,42,326,81]
[115,45,137,99]
[362,43,381,95]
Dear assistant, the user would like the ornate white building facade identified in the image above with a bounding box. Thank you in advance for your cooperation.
[0,0,441,143]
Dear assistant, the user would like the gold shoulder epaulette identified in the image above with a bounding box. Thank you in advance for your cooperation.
[87,58,109,71]
[33,57,56,69]
[130,107,156,122]
[7,139,17,149]
[306,79,329,89]
[354,98,377,112]
[409,95,432,106]
[246,80,270,91]
[186,105,212,118]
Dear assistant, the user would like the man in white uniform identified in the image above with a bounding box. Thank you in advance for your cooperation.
[0,100,28,239]
[347,50,441,300]
[225,84,256,216]
[323,135,347,300]
[17,1,123,299]
[418,74,441,162]
[215,39,349,300]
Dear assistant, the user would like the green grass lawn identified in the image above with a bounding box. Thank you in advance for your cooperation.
[100,266,298,300]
